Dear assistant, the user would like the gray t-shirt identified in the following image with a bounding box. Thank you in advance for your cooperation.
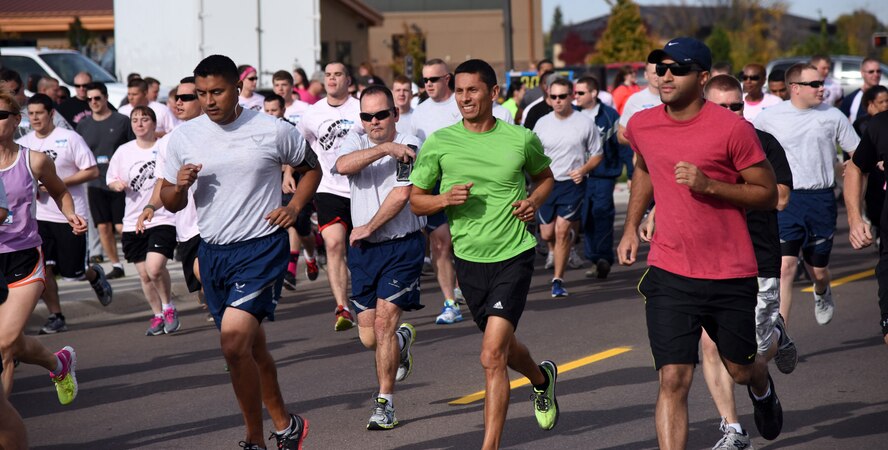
[337,131,425,243]
[164,109,316,245]
[754,101,860,190]
[533,110,601,181]
[619,88,662,127]
[76,112,135,188]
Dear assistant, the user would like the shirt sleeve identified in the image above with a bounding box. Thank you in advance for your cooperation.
[523,129,552,176]
[728,120,766,171]
[106,148,123,186]
[163,132,184,184]
[336,128,364,159]
[70,133,98,170]
[759,131,793,189]
[586,118,603,157]
[275,119,313,170]
[409,133,441,190]
[835,110,861,153]
[851,129,879,174]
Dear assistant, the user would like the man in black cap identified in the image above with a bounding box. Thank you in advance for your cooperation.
[616,37,784,448]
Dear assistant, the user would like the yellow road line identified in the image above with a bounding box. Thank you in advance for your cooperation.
[448,346,632,405]
[801,269,875,292]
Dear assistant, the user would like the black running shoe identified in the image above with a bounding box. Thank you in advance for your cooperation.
[107,266,126,280]
[269,414,309,450]
[748,374,782,440]
[283,271,297,291]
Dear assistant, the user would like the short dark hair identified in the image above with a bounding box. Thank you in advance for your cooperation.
[575,75,600,92]
[128,78,148,92]
[863,57,881,67]
[454,59,497,89]
[131,105,157,122]
[537,59,554,68]
[272,70,294,84]
[785,63,816,84]
[85,81,108,97]
[810,54,831,65]
[193,54,239,84]
[360,85,395,109]
[27,93,54,112]
[549,78,573,94]
[768,69,785,83]
[506,80,524,99]
[424,58,448,69]
[0,69,22,86]
[712,62,733,73]
[126,73,142,83]
[143,77,160,87]
[704,74,742,96]
[180,76,196,84]
[862,85,888,108]
[392,74,412,86]
[264,93,285,109]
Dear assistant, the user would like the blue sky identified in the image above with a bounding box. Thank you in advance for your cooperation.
[542,0,888,31]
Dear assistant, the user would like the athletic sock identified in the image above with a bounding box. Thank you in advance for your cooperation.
[275,416,294,435]
[378,393,393,403]
[444,299,456,307]
[397,332,406,350]
[162,303,175,311]
[752,384,772,401]
[113,263,124,269]
[52,355,64,376]
[727,423,743,434]
[533,365,550,391]
[154,313,163,319]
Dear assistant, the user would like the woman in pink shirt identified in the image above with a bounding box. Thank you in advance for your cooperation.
[612,65,642,115]
[292,68,319,105]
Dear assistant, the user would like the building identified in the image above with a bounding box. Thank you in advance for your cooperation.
[0,0,114,58]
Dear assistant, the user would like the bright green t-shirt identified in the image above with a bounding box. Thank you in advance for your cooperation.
[410,119,551,263]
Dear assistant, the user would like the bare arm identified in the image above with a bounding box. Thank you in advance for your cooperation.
[265,164,322,228]
[335,142,415,175]
[350,186,411,245]
[617,124,630,145]
[62,166,99,187]
[569,154,604,184]
[776,184,791,211]
[674,159,777,210]
[410,183,472,216]
[617,153,653,266]
[31,151,87,234]
[843,160,873,249]
[160,163,201,213]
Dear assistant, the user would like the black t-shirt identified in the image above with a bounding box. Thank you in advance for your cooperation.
[76,112,135,188]
[748,130,793,278]
[522,101,553,131]
[852,110,888,235]
[56,97,91,128]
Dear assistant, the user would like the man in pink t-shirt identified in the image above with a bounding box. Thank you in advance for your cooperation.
[617,38,784,448]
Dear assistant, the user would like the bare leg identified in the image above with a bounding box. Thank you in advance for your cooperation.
[144,253,172,306]
[252,325,292,431]
[553,217,572,280]
[321,223,349,308]
[134,262,162,314]
[220,308,270,444]
[655,364,694,450]
[374,300,402,395]
[41,265,62,315]
[0,283,57,398]
[430,225,456,301]
[0,394,27,450]
[97,222,120,264]
[779,256,798,325]
[700,330,739,424]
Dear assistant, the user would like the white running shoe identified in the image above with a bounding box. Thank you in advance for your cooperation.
[813,285,834,325]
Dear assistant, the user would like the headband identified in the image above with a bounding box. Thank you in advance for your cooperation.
[239,67,257,81]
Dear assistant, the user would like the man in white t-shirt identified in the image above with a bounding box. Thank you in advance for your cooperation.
[741,64,783,121]
[532,79,602,297]
[17,94,113,335]
[273,70,310,126]
[617,62,661,145]
[811,55,843,106]
[335,85,425,430]
[298,61,362,331]
[118,78,178,137]
[754,63,860,327]
[392,75,414,136]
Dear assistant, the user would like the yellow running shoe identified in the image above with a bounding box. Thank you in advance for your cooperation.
[50,346,78,405]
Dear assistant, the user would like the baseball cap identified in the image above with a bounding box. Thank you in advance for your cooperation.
[647,37,712,71]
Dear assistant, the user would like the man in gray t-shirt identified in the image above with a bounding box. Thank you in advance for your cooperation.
[159,55,319,449]
[334,85,425,430]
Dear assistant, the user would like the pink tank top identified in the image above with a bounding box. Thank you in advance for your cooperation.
[0,148,42,253]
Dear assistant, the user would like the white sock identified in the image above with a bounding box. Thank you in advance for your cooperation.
[752,384,772,401]
[303,250,315,261]
[397,333,406,350]
[52,355,64,376]
[163,303,175,311]
[727,423,743,434]
[773,327,782,344]
[378,393,393,403]
[113,263,124,269]
[275,416,294,435]
[155,313,163,318]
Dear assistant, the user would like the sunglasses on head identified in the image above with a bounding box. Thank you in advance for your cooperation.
[359,108,395,122]
[791,80,824,88]
[422,75,446,84]
[88,95,104,102]
[549,93,570,100]
[176,93,198,102]
[741,75,762,81]
[718,102,744,111]
[655,62,702,77]
[0,110,19,120]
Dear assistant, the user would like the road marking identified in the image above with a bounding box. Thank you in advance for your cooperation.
[801,269,875,292]
[448,346,632,405]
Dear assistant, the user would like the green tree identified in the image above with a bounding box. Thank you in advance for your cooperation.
[593,0,655,63]
[835,10,886,57]
[67,17,94,50]
[792,17,848,56]
[706,25,732,65]
[390,23,426,82]
[545,6,565,61]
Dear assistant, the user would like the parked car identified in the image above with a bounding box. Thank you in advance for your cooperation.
[766,55,888,97]
[0,46,127,107]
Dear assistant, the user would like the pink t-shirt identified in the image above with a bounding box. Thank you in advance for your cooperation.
[625,101,766,279]
[154,134,199,242]
[106,140,176,232]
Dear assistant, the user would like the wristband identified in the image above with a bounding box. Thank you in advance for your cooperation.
[144,204,157,211]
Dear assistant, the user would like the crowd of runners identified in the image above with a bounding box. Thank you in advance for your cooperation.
[0,35,885,450]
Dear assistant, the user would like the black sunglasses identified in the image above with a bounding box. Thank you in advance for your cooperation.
[359,108,395,122]
[791,80,824,88]
[718,102,744,111]
[247,77,258,81]
[88,95,104,102]
[422,75,447,84]
[549,94,570,100]
[575,91,588,96]
[0,110,19,120]
[865,69,882,74]
[176,93,198,102]
[73,84,88,88]
[741,75,762,81]
[655,62,702,77]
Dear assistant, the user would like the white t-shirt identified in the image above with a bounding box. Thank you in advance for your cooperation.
[743,93,783,121]
[298,96,361,197]
[239,93,265,112]
[106,140,176,232]
[754,101,860,190]
[285,99,310,126]
[533,110,601,181]
[411,95,463,142]
[823,77,843,105]
[619,88,662,127]
[337,131,425,242]
[493,103,515,124]
[154,133,199,242]
[118,101,179,134]
[165,109,314,245]
[17,128,95,223]
[598,90,615,108]
[395,108,414,136]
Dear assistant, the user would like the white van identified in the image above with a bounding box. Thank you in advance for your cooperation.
[1,47,127,107]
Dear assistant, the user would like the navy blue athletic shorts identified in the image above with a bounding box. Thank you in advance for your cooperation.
[348,231,425,313]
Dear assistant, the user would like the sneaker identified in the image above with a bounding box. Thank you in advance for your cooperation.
[712,418,754,450]
[107,266,126,280]
[305,258,320,281]
[367,397,398,430]
[551,279,568,298]
[146,316,165,336]
[435,300,463,324]
[283,271,297,291]
[421,256,434,275]
[773,314,798,374]
[544,252,554,269]
[88,255,104,264]
[334,305,355,331]
[163,308,181,334]
[50,346,78,405]
[40,313,68,334]
[238,442,262,450]
[596,259,611,279]
[454,287,466,305]
[813,285,834,325]
[89,264,113,306]
[531,360,559,430]
[584,266,598,278]
[269,413,309,450]
[568,247,584,269]
[747,374,782,440]
[396,323,416,382]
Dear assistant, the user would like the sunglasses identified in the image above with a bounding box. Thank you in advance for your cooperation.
[791,80,824,88]
[422,75,446,84]
[88,96,104,102]
[247,77,258,81]
[655,62,702,77]
[0,110,19,120]
[741,75,762,81]
[176,93,198,102]
[359,108,395,122]
[575,91,588,96]
[865,69,883,74]
[549,94,570,100]
[73,84,88,88]
[717,102,744,111]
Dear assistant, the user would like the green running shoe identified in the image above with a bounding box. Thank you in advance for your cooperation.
[531,360,559,430]
[50,346,78,405]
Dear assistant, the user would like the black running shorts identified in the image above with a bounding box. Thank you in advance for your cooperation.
[454,248,535,332]
[316,193,352,233]
[177,234,202,293]
[38,220,87,279]
[121,225,177,263]
[88,187,125,225]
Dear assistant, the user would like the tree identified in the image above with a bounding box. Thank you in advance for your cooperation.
[390,23,426,82]
[545,6,565,61]
[835,10,886,58]
[706,25,732,65]
[559,31,591,66]
[67,17,94,51]
[592,0,655,63]
[793,17,848,57]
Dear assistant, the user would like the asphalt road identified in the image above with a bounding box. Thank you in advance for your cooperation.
[10,201,888,449]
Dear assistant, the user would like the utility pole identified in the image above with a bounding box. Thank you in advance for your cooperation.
[503,0,514,72]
